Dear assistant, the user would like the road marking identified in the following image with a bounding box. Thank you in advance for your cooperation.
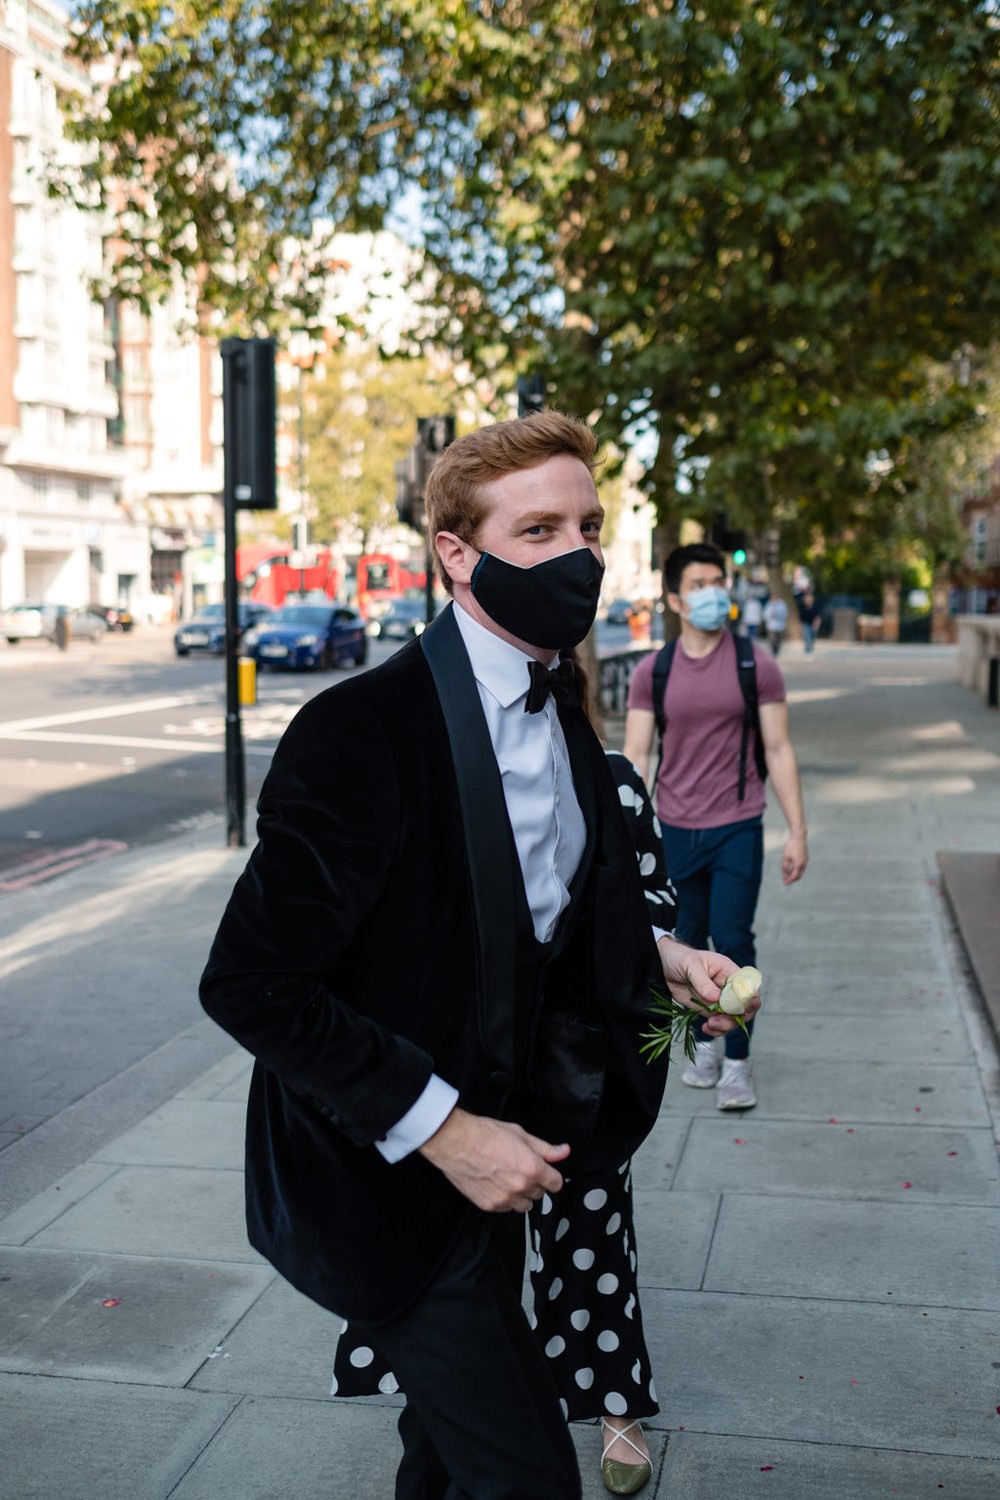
[0,694,206,735]
[0,838,128,891]
[0,730,275,755]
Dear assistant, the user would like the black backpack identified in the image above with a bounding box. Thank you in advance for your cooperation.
[651,633,767,801]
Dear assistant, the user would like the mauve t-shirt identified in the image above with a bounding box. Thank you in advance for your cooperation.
[627,633,785,829]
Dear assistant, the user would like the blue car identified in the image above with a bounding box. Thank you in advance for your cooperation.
[174,601,273,656]
[243,603,367,671]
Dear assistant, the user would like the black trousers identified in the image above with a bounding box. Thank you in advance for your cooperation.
[362,1212,582,1500]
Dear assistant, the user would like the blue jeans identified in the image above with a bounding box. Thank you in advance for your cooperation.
[661,816,764,1060]
[801,621,815,653]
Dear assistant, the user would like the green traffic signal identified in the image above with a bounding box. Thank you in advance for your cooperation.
[732,547,747,565]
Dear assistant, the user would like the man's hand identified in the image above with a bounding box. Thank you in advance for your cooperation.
[656,938,761,1037]
[782,831,808,885]
[418,1107,570,1213]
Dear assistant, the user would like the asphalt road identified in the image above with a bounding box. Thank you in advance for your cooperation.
[0,626,390,891]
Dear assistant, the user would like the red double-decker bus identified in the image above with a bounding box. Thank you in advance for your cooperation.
[237,544,341,608]
[355,552,426,619]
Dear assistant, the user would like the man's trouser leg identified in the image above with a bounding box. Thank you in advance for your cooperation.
[365,1212,582,1500]
[707,817,764,1060]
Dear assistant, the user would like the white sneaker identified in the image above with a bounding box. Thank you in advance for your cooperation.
[680,1039,721,1089]
[716,1057,757,1110]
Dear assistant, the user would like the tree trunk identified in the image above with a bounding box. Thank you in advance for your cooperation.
[881,575,901,643]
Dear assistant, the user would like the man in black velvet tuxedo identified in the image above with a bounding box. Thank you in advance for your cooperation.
[200,412,748,1499]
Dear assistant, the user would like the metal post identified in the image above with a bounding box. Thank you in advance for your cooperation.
[221,342,247,848]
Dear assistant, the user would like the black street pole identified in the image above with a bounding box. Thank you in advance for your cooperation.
[221,341,246,848]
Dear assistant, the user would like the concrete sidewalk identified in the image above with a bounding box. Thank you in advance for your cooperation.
[1,643,999,1499]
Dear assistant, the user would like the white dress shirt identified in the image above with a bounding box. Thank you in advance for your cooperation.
[375,603,587,1162]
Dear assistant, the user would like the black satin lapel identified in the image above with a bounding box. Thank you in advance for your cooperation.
[420,606,517,1075]
[556,701,600,882]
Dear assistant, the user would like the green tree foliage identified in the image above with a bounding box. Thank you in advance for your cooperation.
[66,2,1000,549]
[301,347,456,550]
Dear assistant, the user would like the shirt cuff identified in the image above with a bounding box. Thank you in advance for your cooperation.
[652,926,674,946]
[375,1074,459,1164]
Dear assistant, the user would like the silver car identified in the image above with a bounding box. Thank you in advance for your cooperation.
[0,603,106,645]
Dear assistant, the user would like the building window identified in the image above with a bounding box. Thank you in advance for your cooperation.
[77,480,93,504]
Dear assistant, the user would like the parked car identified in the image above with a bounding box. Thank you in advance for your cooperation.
[173,601,273,657]
[243,603,367,671]
[604,597,634,626]
[89,604,135,632]
[367,598,435,640]
[0,603,106,645]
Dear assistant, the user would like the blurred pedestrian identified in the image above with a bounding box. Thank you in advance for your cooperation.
[797,590,821,653]
[53,608,71,651]
[763,595,788,655]
[741,592,763,640]
[623,541,808,1111]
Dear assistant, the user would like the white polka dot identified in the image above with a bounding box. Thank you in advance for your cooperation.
[652,815,662,838]
[575,1367,595,1389]
[631,1359,643,1383]
[570,1308,591,1331]
[639,851,657,876]
[597,1273,619,1295]
[583,1188,608,1211]
[605,1391,628,1415]
[532,1229,542,1253]
[527,1309,538,1329]
[605,1212,622,1236]
[540,1193,553,1215]
[617,1161,629,1176]
[329,1374,339,1395]
[618,784,640,810]
[378,1372,399,1394]
[559,1398,569,1419]
[572,1248,595,1271]
[597,1329,620,1352]
[555,1217,571,1242]
[547,1277,564,1300]
[544,1336,566,1358]
[532,1251,545,1275]
[630,1250,637,1272]
[349,1346,375,1368]
[624,1293,636,1319]
[649,1378,658,1402]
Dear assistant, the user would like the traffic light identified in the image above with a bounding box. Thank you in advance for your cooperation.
[517,373,545,416]
[729,531,749,566]
[221,337,277,509]
[708,512,749,564]
[397,417,456,532]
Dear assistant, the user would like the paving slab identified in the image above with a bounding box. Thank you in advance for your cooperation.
[0,1373,237,1500]
[188,1275,346,1399]
[632,1189,720,1291]
[29,1165,258,1262]
[0,1160,119,1246]
[658,1430,1000,1500]
[91,1099,246,1170]
[640,1290,1000,1459]
[687,1056,992,1126]
[169,1392,667,1500]
[749,1011,973,1064]
[672,1118,1000,1204]
[174,1047,252,1103]
[703,1195,1000,1309]
[0,1246,273,1385]
[629,1112,692,1192]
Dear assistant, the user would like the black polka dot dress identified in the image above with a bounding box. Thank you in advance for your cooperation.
[331,751,677,1421]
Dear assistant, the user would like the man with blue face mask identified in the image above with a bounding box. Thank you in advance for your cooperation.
[624,542,808,1110]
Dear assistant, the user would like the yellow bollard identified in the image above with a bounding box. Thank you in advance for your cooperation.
[238,655,257,707]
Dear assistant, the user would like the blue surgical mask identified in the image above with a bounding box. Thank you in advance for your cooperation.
[685,585,731,632]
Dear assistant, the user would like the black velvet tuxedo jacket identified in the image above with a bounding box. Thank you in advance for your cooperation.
[200,605,668,1324]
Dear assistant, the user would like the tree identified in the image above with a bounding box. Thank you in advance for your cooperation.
[66,2,1000,542]
[301,346,456,551]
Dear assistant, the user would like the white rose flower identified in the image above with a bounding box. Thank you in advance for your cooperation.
[717,965,764,1015]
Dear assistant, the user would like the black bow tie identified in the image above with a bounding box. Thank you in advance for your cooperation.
[525,657,578,714]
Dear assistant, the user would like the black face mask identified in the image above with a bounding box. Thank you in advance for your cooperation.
[469,546,606,650]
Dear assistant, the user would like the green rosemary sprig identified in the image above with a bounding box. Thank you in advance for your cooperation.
[640,988,751,1064]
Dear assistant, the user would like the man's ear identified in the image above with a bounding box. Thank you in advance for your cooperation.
[436,531,479,586]
[665,590,683,617]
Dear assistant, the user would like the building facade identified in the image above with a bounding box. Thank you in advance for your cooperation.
[0,0,148,612]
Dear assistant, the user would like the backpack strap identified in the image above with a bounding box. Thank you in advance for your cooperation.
[650,640,675,789]
[734,632,768,798]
